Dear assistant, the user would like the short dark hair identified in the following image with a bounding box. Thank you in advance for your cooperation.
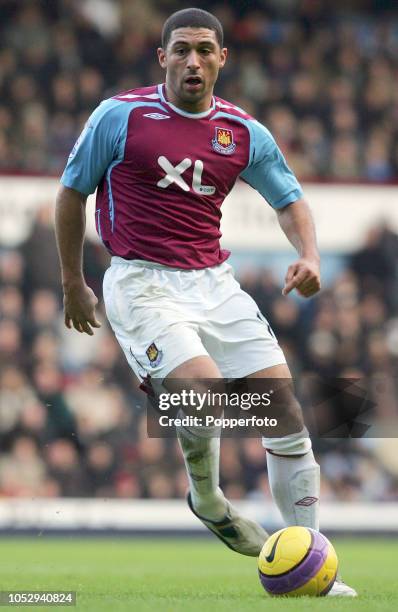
[161,8,224,49]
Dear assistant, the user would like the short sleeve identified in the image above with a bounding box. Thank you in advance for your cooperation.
[240,120,303,209]
[60,98,130,196]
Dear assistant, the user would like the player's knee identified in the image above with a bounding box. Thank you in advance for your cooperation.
[270,397,305,438]
[262,428,312,456]
[284,398,305,431]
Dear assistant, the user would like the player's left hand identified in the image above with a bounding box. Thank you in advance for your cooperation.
[282,258,321,298]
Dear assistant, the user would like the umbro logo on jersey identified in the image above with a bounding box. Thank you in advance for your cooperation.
[143,113,171,120]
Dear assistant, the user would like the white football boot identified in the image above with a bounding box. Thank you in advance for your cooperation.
[327,578,358,597]
[187,492,268,556]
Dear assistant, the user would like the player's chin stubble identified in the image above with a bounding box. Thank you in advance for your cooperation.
[180,84,205,102]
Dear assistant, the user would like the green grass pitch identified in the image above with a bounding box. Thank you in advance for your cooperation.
[0,537,396,611]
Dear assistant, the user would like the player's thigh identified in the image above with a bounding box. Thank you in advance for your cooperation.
[166,355,222,379]
[247,363,304,433]
[202,274,286,378]
[103,263,209,380]
[164,355,225,418]
[248,363,292,379]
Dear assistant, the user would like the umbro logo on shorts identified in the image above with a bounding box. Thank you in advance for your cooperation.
[143,113,171,120]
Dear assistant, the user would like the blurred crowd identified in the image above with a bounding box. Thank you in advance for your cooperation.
[0,204,397,501]
[1,0,398,180]
[0,0,397,502]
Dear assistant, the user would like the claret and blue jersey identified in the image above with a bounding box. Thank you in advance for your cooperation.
[61,83,303,269]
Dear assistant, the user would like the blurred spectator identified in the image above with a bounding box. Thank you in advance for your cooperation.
[85,441,117,496]
[32,362,78,444]
[0,436,46,496]
[65,366,131,439]
[349,224,398,309]
[0,285,23,321]
[0,250,24,286]
[0,319,23,365]
[0,366,37,444]
[20,204,62,300]
[46,439,88,497]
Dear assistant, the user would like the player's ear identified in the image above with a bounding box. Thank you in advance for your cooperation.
[219,47,228,69]
[157,47,167,69]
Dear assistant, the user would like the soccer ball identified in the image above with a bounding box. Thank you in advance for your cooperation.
[258,526,338,597]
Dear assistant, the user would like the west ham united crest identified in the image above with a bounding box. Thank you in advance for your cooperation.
[212,127,236,155]
[146,342,163,367]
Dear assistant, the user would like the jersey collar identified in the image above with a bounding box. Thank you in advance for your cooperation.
[157,84,215,119]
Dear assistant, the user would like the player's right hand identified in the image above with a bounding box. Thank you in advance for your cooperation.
[63,280,101,335]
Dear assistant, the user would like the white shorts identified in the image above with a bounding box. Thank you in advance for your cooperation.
[103,257,286,380]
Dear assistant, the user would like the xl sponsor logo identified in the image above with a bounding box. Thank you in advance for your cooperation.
[157,156,216,195]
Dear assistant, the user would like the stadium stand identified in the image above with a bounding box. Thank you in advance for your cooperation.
[0,0,397,504]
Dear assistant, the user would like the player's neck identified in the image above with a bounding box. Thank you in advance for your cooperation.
[164,83,213,114]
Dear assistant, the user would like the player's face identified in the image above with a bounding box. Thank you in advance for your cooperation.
[158,28,227,113]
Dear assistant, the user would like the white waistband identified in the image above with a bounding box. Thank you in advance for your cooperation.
[110,256,214,272]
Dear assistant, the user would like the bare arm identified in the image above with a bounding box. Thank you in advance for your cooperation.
[276,198,321,298]
[55,185,101,334]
